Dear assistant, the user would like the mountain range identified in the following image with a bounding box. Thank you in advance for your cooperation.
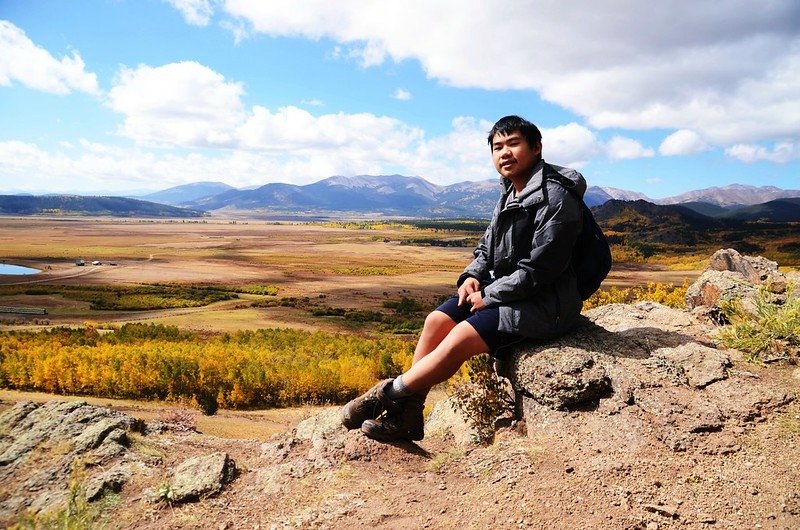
[147,176,800,220]
[1,176,798,222]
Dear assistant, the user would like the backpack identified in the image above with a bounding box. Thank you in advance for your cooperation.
[544,164,612,300]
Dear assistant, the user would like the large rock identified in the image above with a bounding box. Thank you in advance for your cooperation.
[705,248,776,284]
[685,249,792,321]
[0,401,146,526]
[685,270,758,314]
[424,397,480,445]
[169,452,237,503]
[502,301,794,452]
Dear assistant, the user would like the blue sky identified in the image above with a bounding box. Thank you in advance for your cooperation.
[1,0,798,199]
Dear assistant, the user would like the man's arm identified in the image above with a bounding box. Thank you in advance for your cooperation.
[458,199,500,287]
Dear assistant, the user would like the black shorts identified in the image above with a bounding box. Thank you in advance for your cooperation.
[435,295,526,358]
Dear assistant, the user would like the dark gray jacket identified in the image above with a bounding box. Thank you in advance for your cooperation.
[458,159,586,338]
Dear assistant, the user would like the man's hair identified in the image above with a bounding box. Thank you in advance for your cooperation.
[487,115,542,149]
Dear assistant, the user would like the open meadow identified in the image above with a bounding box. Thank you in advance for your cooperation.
[0,216,698,332]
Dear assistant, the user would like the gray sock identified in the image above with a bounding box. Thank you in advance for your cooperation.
[385,375,413,399]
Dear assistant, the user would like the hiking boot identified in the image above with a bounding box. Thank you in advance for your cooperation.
[361,392,427,442]
[341,379,398,430]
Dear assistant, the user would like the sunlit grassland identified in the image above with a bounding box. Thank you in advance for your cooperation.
[0,324,415,409]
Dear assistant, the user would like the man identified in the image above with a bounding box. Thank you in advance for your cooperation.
[342,115,586,442]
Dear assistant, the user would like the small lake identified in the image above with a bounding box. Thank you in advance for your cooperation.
[0,264,41,276]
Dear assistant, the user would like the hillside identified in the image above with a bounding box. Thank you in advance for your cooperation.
[0,195,204,218]
[172,177,800,220]
[718,198,800,222]
[592,199,723,246]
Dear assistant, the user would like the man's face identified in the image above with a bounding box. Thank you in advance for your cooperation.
[491,131,542,181]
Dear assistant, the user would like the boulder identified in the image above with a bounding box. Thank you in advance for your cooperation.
[424,397,480,445]
[169,452,237,503]
[706,248,773,284]
[0,401,146,525]
[685,269,757,313]
[501,301,794,453]
[685,249,794,322]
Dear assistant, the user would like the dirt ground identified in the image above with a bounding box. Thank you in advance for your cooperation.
[4,377,797,530]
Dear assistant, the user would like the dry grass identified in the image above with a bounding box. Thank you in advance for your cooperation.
[0,217,702,334]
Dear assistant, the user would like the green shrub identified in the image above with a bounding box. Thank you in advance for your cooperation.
[449,354,515,443]
[718,283,799,363]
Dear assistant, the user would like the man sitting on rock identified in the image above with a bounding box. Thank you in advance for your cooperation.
[342,115,587,442]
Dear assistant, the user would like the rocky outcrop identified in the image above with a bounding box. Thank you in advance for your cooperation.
[0,401,144,523]
[0,401,239,526]
[502,301,795,452]
[168,452,237,503]
[685,248,796,322]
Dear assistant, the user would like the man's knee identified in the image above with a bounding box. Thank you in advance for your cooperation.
[424,310,455,331]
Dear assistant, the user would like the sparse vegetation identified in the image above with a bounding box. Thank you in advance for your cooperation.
[0,284,239,311]
[449,353,515,443]
[582,280,689,311]
[717,283,799,364]
[10,464,107,530]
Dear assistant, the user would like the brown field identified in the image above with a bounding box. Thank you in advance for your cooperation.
[0,216,700,332]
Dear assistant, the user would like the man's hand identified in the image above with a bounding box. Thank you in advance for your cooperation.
[457,277,480,306]
[466,291,487,312]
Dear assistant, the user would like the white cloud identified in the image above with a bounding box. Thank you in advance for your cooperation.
[406,116,493,183]
[104,62,436,174]
[164,0,214,26]
[220,20,250,43]
[221,1,800,146]
[393,88,411,101]
[237,105,424,155]
[646,177,663,185]
[301,98,324,107]
[606,136,655,160]
[540,123,602,168]
[107,61,245,147]
[725,142,800,163]
[660,130,710,156]
[0,111,662,194]
[0,20,99,95]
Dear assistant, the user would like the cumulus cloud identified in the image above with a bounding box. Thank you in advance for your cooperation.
[393,88,411,101]
[0,109,648,194]
[725,142,800,163]
[164,0,214,26]
[540,123,602,168]
[107,61,245,147]
[606,136,655,160]
[660,130,710,156]
[0,20,99,95]
[221,1,800,146]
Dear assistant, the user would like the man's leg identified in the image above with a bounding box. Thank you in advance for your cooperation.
[361,321,488,442]
[403,320,488,391]
[342,309,457,430]
[413,310,458,363]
